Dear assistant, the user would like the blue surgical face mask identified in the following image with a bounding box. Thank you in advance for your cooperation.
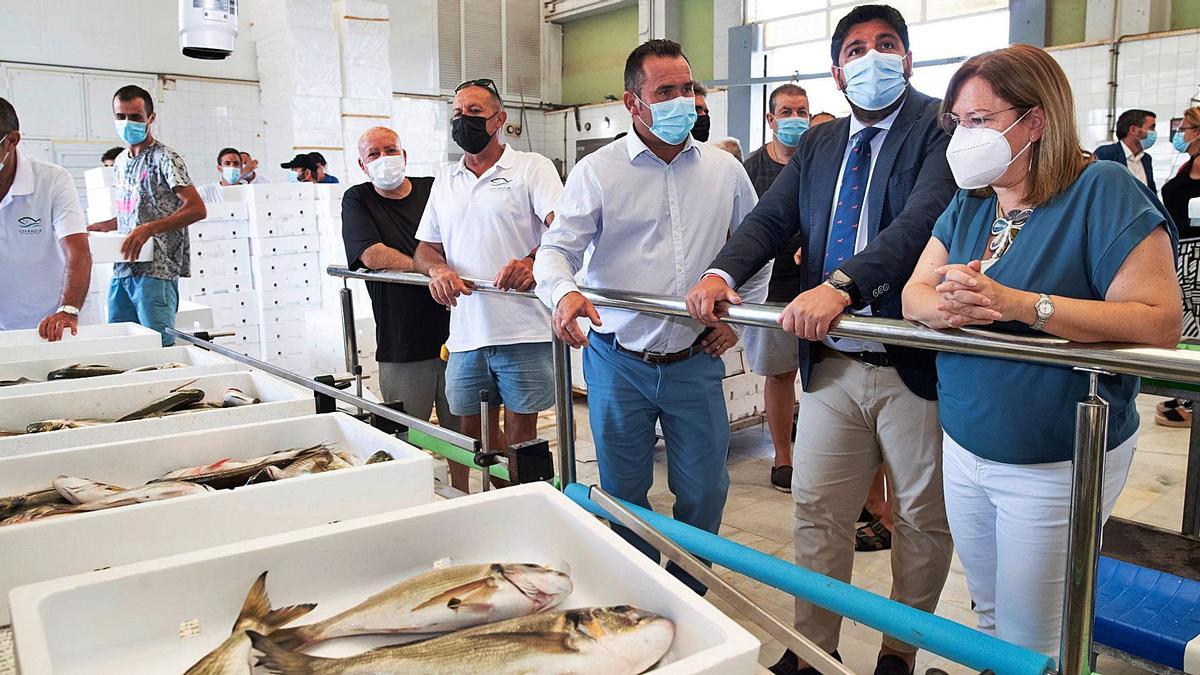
[774,117,810,147]
[221,166,241,183]
[634,93,697,146]
[287,171,300,183]
[838,49,908,111]
[1139,130,1157,150]
[1172,130,1192,153]
[115,119,148,146]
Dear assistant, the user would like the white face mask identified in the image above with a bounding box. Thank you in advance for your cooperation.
[367,154,406,191]
[945,109,1033,189]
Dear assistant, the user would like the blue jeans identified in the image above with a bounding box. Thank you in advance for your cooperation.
[108,276,179,347]
[445,342,554,416]
[583,331,730,594]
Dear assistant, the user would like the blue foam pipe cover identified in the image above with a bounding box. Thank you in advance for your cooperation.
[564,483,1056,675]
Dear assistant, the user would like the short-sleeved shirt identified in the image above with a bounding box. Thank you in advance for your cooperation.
[319,175,340,184]
[416,145,562,353]
[743,145,803,302]
[342,178,449,363]
[931,161,1173,464]
[112,140,193,280]
[0,151,86,330]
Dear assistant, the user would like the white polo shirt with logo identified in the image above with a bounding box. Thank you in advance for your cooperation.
[416,145,562,353]
[0,150,86,330]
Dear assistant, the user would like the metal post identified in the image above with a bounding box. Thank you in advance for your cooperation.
[552,335,577,487]
[338,284,364,409]
[589,487,853,675]
[1059,369,1110,675]
[479,389,491,493]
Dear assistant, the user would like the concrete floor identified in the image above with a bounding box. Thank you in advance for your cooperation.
[515,393,1191,674]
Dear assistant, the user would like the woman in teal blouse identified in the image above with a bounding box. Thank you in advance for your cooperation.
[902,44,1182,654]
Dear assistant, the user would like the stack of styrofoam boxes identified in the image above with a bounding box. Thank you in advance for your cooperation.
[334,0,392,187]
[305,303,381,398]
[214,182,321,372]
[720,345,767,424]
[79,167,117,325]
[184,200,262,359]
[314,182,353,309]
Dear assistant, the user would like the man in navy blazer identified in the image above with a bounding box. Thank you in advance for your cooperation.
[1095,108,1157,192]
[686,5,957,674]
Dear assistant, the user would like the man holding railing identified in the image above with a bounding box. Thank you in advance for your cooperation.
[534,39,769,595]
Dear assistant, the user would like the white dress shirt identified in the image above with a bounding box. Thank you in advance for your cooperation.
[417,145,562,353]
[535,131,770,354]
[0,150,86,330]
[1121,140,1148,187]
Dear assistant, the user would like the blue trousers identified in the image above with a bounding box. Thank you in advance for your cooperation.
[583,331,730,593]
[108,276,179,347]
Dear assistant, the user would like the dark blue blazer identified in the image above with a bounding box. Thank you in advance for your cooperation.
[1094,141,1155,193]
[708,88,957,401]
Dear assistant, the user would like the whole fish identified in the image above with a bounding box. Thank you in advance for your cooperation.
[127,362,188,372]
[0,503,75,527]
[270,563,573,649]
[0,376,38,387]
[152,444,330,490]
[222,388,260,407]
[46,364,125,380]
[0,487,68,520]
[183,571,315,675]
[71,481,213,512]
[365,451,393,464]
[116,388,206,422]
[51,476,126,505]
[251,606,675,675]
[245,449,361,485]
[25,418,106,434]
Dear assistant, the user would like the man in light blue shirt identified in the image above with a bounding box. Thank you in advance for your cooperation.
[534,39,768,594]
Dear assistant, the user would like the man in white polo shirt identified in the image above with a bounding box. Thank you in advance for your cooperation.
[414,78,562,493]
[0,97,92,339]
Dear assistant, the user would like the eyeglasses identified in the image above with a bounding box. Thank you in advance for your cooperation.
[939,107,1026,135]
[456,78,501,100]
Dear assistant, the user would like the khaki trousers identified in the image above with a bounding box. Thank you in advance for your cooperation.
[791,351,952,654]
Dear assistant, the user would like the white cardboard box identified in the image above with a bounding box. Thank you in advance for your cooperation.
[9,484,757,675]
[0,371,313,459]
[88,232,154,264]
[0,346,244,398]
[0,323,161,365]
[0,413,434,627]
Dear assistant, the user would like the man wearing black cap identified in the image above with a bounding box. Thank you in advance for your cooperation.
[308,152,339,183]
[281,153,318,183]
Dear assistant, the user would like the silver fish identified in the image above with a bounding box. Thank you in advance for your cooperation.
[365,451,393,464]
[270,563,573,649]
[0,376,38,387]
[0,503,76,526]
[116,388,206,422]
[127,362,188,372]
[152,444,331,490]
[222,388,260,407]
[46,364,125,380]
[251,606,675,675]
[71,481,213,512]
[0,487,67,519]
[25,418,106,434]
[52,476,126,505]
[183,572,315,675]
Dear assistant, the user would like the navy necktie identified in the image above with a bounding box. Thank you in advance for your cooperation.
[823,126,882,278]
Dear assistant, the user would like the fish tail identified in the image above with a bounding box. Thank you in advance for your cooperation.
[233,571,316,634]
[266,623,318,650]
[264,603,318,632]
[249,631,331,675]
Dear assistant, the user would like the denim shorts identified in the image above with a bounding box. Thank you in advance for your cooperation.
[445,342,554,416]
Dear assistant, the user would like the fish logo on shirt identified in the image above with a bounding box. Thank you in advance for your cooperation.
[16,216,43,234]
[488,177,513,192]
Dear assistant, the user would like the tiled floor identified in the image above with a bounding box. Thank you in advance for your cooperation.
[517,393,1191,673]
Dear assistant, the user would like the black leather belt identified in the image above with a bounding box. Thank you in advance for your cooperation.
[593,330,708,365]
[847,350,893,368]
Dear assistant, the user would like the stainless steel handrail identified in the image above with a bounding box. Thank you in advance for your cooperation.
[327,264,1193,675]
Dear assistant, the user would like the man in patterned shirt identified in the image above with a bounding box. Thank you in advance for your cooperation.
[87,85,206,345]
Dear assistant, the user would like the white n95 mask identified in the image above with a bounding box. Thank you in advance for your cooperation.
[945,109,1033,189]
[367,155,406,191]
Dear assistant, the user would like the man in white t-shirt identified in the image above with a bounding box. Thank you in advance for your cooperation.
[198,147,243,203]
[414,78,563,492]
[0,98,92,339]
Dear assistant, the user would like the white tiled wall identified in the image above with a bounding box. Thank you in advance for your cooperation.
[156,78,269,185]
[1049,30,1200,188]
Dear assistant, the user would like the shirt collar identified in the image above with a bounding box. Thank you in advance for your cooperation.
[452,143,514,176]
[1122,140,1143,160]
[10,149,34,197]
[624,127,699,163]
[847,104,902,142]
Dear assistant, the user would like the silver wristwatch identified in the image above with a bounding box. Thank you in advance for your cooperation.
[1030,294,1054,331]
[56,305,80,316]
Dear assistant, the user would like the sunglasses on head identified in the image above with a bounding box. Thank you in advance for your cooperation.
[456,78,501,100]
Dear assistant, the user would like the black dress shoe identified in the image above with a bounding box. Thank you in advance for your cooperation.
[768,649,842,675]
[874,654,914,675]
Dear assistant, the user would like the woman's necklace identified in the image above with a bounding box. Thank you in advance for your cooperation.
[988,200,1034,260]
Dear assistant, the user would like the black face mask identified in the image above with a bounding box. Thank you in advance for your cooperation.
[691,114,711,142]
[452,112,498,155]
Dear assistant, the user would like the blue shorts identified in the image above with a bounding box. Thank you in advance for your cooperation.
[445,342,554,416]
[108,276,179,347]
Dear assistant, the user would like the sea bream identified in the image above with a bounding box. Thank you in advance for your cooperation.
[251,605,675,675]
[270,563,574,649]
[184,571,315,675]
[151,444,331,490]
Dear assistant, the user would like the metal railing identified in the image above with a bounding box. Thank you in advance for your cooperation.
[326,264,1200,675]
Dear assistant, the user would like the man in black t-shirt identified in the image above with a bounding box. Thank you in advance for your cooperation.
[342,126,455,429]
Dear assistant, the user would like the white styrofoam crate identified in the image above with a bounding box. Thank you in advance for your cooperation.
[315,198,343,218]
[248,212,318,239]
[86,203,113,223]
[252,234,320,257]
[191,247,251,278]
[721,347,744,378]
[258,286,321,311]
[178,274,251,297]
[0,371,314,459]
[252,252,319,283]
[83,166,115,191]
[0,346,244,398]
[190,219,250,242]
[87,232,154,264]
[174,301,215,333]
[0,413,434,628]
[191,237,252,261]
[197,201,250,223]
[314,183,349,201]
[85,187,114,210]
[198,291,259,330]
[213,324,262,350]
[9,484,757,674]
[220,182,316,203]
[258,306,306,331]
[0,323,162,365]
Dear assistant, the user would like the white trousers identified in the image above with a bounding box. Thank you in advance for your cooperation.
[942,431,1136,656]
